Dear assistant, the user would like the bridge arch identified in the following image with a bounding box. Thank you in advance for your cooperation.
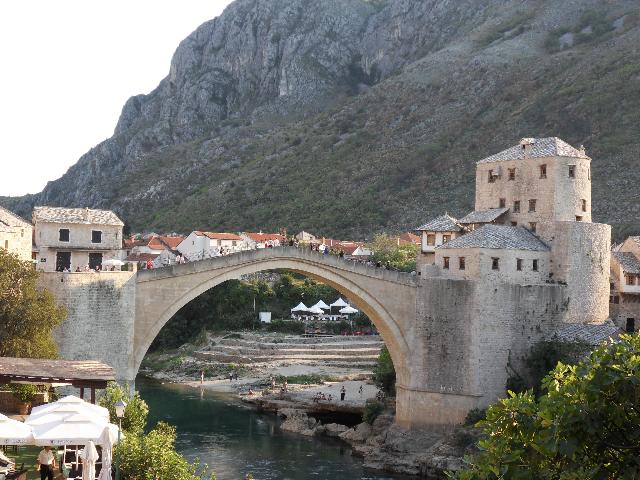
[133,249,416,390]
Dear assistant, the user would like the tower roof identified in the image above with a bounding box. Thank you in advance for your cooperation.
[436,225,549,252]
[415,214,463,232]
[477,137,589,165]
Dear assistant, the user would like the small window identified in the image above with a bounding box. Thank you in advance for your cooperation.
[508,168,515,180]
[626,318,635,333]
[59,229,70,242]
[232,240,237,246]
[511,221,517,226]
[459,257,466,270]
[588,167,591,180]
[568,165,575,178]
[21,229,24,237]
[576,216,583,222]
[539,164,547,178]
[443,234,451,243]
[488,170,495,183]
[91,230,102,244]
[626,275,635,286]
[516,258,523,271]
[3,240,7,249]
[581,199,587,212]
[529,222,537,233]
[491,257,500,270]
[426,234,436,246]
[532,259,539,271]
[528,199,536,212]
[611,295,619,304]
[499,198,506,208]
[443,257,450,269]
[217,240,222,246]
[513,200,520,213]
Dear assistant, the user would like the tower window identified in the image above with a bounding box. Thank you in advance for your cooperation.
[532,259,539,272]
[443,234,451,243]
[459,257,465,270]
[91,230,102,244]
[513,200,520,213]
[516,258,523,271]
[59,229,70,242]
[499,198,506,208]
[443,257,450,269]
[492,257,500,270]
[626,318,635,333]
[426,234,435,246]
[4,240,7,249]
[508,168,515,180]
[568,165,575,178]
[539,164,547,178]
[528,199,536,212]
[581,199,587,212]
[488,170,495,183]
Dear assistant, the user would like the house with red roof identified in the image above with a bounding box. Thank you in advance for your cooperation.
[240,232,286,249]
[177,231,244,261]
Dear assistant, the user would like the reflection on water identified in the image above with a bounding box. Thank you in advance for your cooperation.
[137,378,409,480]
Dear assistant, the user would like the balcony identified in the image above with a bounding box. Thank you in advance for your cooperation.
[621,283,640,294]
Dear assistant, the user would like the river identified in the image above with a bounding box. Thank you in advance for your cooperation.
[137,378,411,480]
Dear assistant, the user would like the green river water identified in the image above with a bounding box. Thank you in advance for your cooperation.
[137,378,412,480]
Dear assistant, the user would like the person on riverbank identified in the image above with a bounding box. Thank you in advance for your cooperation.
[358,385,363,397]
[340,385,346,401]
[200,370,205,385]
[229,372,233,382]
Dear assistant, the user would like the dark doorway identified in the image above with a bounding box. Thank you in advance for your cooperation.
[626,318,635,333]
[56,252,71,271]
[89,253,103,270]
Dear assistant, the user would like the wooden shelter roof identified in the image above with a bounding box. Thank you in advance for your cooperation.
[0,357,115,388]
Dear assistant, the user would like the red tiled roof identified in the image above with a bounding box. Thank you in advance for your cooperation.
[126,252,159,262]
[148,235,185,250]
[245,232,285,242]
[195,231,243,241]
[399,232,422,245]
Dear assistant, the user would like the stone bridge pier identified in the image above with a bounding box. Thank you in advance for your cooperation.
[41,247,569,430]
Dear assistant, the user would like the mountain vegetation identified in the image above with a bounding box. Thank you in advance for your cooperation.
[2,0,639,241]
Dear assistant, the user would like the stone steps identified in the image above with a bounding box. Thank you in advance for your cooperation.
[207,345,382,356]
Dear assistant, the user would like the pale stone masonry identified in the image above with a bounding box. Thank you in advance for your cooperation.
[33,206,124,271]
[0,206,33,261]
[610,236,640,332]
[418,137,611,325]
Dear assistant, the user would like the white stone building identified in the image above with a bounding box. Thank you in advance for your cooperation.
[177,231,244,261]
[33,206,124,271]
[417,137,611,325]
[610,236,640,332]
[415,214,464,265]
[240,232,285,249]
[0,206,33,261]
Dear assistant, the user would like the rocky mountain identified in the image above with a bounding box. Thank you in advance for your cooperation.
[3,0,639,240]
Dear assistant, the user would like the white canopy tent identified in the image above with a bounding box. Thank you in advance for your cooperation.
[290,302,309,312]
[339,305,359,314]
[102,259,125,267]
[330,298,349,308]
[30,413,119,446]
[28,396,109,425]
[310,300,330,310]
[0,413,33,445]
[307,306,325,315]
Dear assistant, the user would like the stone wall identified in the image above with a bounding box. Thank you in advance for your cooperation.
[38,271,136,383]
[0,225,33,261]
[550,221,610,323]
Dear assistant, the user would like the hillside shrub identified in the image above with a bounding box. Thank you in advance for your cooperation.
[373,346,395,395]
[363,400,385,424]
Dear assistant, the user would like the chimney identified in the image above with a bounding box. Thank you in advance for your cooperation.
[579,145,586,156]
[83,207,90,222]
[520,138,534,158]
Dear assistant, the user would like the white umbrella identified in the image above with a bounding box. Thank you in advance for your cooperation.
[80,440,99,480]
[0,413,33,445]
[290,302,309,312]
[96,426,116,480]
[339,306,359,314]
[30,396,109,419]
[32,413,119,446]
[330,298,349,308]
[307,306,324,315]
[310,300,330,310]
[102,259,125,267]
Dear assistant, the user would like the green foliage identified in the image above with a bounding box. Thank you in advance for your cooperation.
[275,374,338,385]
[545,9,613,52]
[478,10,534,46]
[373,345,395,395]
[368,234,418,272]
[506,339,590,396]
[363,400,385,424]
[9,383,38,403]
[0,249,67,358]
[451,334,640,479]
[117,421,215,480]
[463,408,486,426]
[99,382,149,436]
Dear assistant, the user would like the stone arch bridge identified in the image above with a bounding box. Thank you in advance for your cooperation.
[43,247,568,429]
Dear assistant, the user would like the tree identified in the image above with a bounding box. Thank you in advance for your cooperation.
[99,382,149,435]
[368,234,418,272]
[452,334,640,479]
[373,345,396,395]
[0,249,66,358]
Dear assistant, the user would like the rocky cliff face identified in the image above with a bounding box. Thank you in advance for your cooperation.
[4,0,639,239]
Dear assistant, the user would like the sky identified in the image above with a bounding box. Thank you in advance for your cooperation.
[0,0,234,197]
